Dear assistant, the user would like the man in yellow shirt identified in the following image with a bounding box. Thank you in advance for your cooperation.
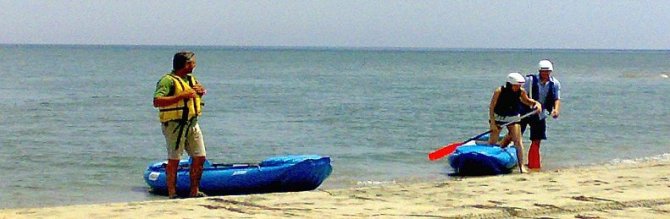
[153,51,207,198]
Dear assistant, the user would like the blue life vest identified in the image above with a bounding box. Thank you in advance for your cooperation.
[524,74,557,113]
[494,84,522,117]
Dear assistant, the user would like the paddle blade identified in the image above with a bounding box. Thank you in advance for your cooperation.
[428,142,463,161]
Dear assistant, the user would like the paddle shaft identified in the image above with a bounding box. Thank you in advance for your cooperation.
[460,110,538,146]
[428,110,538,161]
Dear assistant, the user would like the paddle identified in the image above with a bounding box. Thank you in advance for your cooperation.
[428,110,538,161]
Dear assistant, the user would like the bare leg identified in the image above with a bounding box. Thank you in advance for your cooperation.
[508,124,526,173]
[499,134,513,148]
[189,156,206,197]
[488,126,501,145]
[166,159,180,198]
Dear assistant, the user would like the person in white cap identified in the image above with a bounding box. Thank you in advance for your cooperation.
[519,59,562,170]
[488,72,542,173]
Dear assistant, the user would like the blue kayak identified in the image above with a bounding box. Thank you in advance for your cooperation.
[144,155,332,196]
[448,144,518,176]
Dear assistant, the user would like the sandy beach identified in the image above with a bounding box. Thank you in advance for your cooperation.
[2,160,669,219]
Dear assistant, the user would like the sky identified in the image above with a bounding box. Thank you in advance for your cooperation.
[1,1,669,50]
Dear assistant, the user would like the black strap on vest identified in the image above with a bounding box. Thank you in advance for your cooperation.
[166,74,190,150]
[186,75,200,115]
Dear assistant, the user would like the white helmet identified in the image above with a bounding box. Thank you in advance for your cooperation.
[539,59,553,71]
[506,72,525,85]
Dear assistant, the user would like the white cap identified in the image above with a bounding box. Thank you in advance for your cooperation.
[539,60,553,71]
[506,72,525,85]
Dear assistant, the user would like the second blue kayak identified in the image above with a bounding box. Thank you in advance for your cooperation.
[448,144,518,176]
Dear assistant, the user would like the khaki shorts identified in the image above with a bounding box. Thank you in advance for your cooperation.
[161,118,206,160]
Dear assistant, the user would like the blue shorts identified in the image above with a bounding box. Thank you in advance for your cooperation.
[519,114,547,140]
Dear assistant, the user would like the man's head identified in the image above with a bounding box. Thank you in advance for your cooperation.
[538,59,553,71]
[538,59,553,80]
[173,51,196,72]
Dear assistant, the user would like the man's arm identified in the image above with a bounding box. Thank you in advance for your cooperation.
[551,99,561,118]
[551,79,561,118]
[153,76,196,107]
[520,89,542,112]
[153,91,195,107]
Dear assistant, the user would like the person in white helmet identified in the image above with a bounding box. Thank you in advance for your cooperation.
[518,59,562,170]
[488,72,542,173]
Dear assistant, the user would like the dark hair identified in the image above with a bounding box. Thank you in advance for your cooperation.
[173,51,195,70]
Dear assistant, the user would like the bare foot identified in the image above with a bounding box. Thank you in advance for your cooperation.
[520,166,529,173]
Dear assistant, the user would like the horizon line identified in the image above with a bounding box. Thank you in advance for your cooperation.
[1,43,668,52]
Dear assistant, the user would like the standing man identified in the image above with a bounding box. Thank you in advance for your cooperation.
[520,59,561,170]
[153,51,208,198]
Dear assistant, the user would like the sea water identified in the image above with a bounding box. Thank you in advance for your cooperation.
[0,45,668,208]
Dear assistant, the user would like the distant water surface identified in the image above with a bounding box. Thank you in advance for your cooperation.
[0,45,668,208]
